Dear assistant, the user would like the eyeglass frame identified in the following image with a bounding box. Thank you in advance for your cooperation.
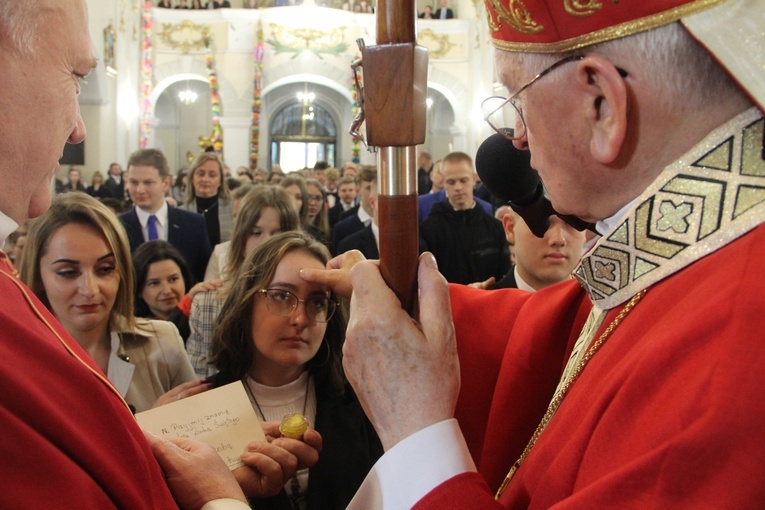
[482,54,628,141]
[257,288,337,323]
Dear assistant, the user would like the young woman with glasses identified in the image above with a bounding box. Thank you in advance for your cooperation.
[186,185,300,377]
[210,231,381,509]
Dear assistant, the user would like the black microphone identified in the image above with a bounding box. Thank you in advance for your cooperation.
[475,133,595,238]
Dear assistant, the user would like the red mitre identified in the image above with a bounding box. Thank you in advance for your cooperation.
[485,0,726,52]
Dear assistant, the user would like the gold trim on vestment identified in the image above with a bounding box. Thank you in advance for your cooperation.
[575,108,765,310]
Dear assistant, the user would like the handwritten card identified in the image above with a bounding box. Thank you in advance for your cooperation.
[136,381,264,470]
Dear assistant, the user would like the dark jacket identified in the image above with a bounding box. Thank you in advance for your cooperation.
[418,189,493,224]
[211,373,382,510]
[434,7,454,18]
[104,175,125,200]
[419,200,510,284]
[336,224,378,259]
[491,266,518,290]
[87,185,111,200]
[328,201,347,228]
[331,213,365,255]
[417,167,432,195]
[119,206,212,284]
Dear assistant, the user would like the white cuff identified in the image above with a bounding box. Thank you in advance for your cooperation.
[200,498,251,510]
[346,419,476,510]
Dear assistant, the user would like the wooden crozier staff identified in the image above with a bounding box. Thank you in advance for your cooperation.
[350,0,427,315]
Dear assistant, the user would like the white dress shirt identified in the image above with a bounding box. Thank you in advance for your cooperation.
[357,205,373,226]
[135,201,169,242]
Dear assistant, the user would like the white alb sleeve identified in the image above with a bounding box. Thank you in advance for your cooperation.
[346,419,476,510]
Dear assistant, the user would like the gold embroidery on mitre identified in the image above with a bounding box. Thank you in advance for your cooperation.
[491,0,726,54]
[574,109,765,309]
[487,0,544,35]
[564,0,603,17]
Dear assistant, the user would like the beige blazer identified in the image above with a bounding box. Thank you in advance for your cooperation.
[109,317,196,413]
[204,240,230,281]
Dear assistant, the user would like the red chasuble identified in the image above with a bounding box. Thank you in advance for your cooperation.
[415,110,765,508]
[0,258,177,508]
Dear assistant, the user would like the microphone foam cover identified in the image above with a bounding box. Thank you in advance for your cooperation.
[475,133,538,205]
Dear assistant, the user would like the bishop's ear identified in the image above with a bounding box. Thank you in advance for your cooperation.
[574,56,628,164]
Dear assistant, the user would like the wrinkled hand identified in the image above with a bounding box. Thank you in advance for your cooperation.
[152,379,213,408]
[343,253,459,450]
[188,279,225,300]
[235,421,323,498]
[299,249,371,300]
[144,431,246,509]
[468,276,496,290]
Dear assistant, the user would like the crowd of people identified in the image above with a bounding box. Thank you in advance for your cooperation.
[152,0,462,14]
[50,146,527,287]
[8,132,576,507]
[2,0,764,508]
[156,0,234,9]
[155,0,378,10]
[9,142,381,506]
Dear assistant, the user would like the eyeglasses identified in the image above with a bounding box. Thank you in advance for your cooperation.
[258,288,337,323]
[482,55,628,141]
[307,194,324,203]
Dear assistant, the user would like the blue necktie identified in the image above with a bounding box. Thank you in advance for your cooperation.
[147,214,159,241]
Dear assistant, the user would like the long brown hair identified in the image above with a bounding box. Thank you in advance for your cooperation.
[304,178,330,240]
[225,185,299,281]
[211,231,346,394]
[280,174,309,223]
[19,193,135,329]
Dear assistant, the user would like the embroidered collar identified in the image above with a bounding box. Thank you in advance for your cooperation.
[575,107,765,309]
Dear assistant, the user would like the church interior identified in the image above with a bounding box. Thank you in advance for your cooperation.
[76,0,500,179]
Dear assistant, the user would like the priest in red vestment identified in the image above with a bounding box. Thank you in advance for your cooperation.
[301,0,765,508]
[0,1,319,508]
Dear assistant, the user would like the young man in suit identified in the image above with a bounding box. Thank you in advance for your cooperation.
[328,176,357,227]
[434,0,454,19]
[417,150,434,195]
[120,149,212,282]
[490,211,586,290]
[336,180,380,259]
[103,162,125,201]
[419,152,509,284]
[479,144,587,291]
[331,166,377,252]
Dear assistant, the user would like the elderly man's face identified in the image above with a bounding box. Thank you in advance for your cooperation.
[496,51,594,220]
[0,0,96,223]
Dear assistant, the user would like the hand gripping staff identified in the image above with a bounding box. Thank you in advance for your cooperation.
[350,0,427,315]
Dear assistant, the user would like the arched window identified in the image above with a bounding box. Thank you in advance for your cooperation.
[270,100,337,170]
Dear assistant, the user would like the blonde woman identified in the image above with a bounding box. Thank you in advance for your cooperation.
[86,170,110,200]
[20,193,203,412]
[180,152,233,247]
